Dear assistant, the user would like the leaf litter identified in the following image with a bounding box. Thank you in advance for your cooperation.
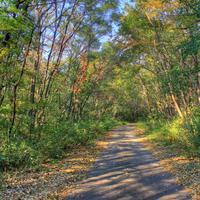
[135,124,200,200]
[0,134,110,200]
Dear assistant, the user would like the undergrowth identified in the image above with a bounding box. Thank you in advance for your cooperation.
[0,117,122,171]
[136,107,200,157]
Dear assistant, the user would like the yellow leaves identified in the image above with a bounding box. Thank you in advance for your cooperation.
[62,165,87,174]
[0,48,9,59]
[96,140,109,149]
[143,0,164,10]
[141,0,165,19]
[134,63,142,71]
[140,0,180,20]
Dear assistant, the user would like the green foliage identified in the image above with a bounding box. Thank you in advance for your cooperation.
[116,0,200,158]
[0,117,121,170]
[138,113,200,156]
[1,0,200,173]
[0,172,4,191]
[39,117,121,159]
[0,140,41,170]
[179,35,200,58]
[0,0,122,171]
[183,107,200,153]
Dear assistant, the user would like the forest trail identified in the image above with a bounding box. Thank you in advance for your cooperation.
[66,124,191,200]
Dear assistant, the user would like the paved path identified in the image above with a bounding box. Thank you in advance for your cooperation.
[66,125,191,200]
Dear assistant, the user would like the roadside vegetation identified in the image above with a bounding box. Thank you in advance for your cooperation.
[117,0,200,157]
[135,121,200,198]
[0,0,123,172]
[137,115,200,157]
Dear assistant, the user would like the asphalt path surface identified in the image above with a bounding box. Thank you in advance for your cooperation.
[66,124,191,200]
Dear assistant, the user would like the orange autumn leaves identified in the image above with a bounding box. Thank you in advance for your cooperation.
[72,56,88,94]
[72,55,104,94]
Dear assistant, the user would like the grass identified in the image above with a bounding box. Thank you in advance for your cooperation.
[136,118,198,155]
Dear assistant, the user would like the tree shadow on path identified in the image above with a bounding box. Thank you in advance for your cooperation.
[66,125,191,200]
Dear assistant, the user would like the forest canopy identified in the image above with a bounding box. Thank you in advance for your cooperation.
[0,0,200,170]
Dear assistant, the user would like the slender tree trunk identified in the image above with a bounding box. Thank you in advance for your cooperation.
[8,85,17,137]
[197,71,200,104]
[171,93,183,118]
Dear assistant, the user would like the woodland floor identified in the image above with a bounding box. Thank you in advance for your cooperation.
[1,124,199,200]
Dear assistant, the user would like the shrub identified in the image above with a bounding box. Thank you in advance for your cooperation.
[0,140,40,170]
[183,107,200,154]
[0,116,121,170]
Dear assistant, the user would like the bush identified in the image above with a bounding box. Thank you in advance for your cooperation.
[0,140,41,170]
[140,111,200,156]
[0,116,121,170]
[40,117,120,157]
[183,107,200,154]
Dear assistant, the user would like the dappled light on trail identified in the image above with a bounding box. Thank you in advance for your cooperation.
[66,125,191,200]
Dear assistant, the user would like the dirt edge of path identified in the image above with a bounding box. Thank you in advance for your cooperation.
[134,123,200,200]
